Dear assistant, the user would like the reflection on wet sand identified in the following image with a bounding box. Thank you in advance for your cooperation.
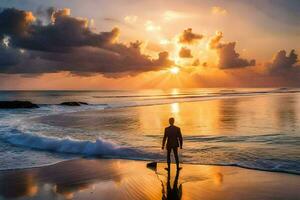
[213,172,223,186]
[162,170,182,200]
[0,171,38,199]
[0,159,125,200]
[0,159,299,200]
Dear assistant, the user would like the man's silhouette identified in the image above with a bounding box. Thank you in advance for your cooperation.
[162,118,183,170]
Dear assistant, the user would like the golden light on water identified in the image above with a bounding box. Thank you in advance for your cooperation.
[171,88,179,95]
[170,66,180,74]
[171,103,180,114]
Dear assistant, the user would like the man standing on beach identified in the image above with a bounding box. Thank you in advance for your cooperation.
[162,117,183,170]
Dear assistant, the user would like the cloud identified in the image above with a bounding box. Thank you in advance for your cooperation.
[124,15,137,24]
[179,47,192,58]
[179,28,203,44]
[10,8,120,52]
[0,8,173,76]
[50,8,71,22]
[103,17,121,23]
[103,17,134,29]
[209,31,255,69]
[266,49,299,74]
[192,59,200,66]
[0,43,24,67]
[163,10,189,22]
[0,8,35,38]
[208,31,223,49]
[191,49,300,87]
[211,6,228,16]
[145,20,161,32]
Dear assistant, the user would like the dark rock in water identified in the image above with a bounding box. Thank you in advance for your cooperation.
[60,102,88,106]
[0,101,39,109]
[146,162,157,170]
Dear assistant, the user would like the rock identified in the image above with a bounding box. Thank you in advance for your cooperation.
[60,102,88,106]
[146,162,157,170]
[0,101,39,109]
[78,102,88,105]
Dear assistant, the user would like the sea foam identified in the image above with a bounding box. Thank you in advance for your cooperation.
[2,129,139,157]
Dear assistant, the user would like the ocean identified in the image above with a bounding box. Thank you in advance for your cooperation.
[0,88,299,174]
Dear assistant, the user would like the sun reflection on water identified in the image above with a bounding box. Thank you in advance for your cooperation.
[171,103,180,114]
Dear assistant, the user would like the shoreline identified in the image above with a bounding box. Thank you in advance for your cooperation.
[1,157,300,176]
[0,158,299,200]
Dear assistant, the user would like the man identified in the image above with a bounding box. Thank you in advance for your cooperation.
[162,117,183,170]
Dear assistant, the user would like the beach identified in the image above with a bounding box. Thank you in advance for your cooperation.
[1,0,300,199]
[0,89,300,199]
[1,158,299,200]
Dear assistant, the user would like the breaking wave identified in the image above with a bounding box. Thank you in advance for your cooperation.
[0,129,149,158]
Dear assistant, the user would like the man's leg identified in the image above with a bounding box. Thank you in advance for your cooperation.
[173,147,180,169]
[167,148,171,169]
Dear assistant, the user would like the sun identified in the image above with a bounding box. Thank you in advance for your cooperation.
[170,66,180,74]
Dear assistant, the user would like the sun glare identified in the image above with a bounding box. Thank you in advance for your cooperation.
[170,66,180,74]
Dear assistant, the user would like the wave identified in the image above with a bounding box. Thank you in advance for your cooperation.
[33,104,109,114]
[1,129,299,175]
[1,129,150,158]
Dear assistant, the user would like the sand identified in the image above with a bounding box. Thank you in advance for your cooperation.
[0,159,299,200]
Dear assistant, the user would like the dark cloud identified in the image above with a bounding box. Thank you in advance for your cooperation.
[0,8,35,38]
[0,8,173,76]
[179,28,203,44]
[179,47,192,58]
[0,43,23,66]
[209,31,255,69]
[266,49,299,74]
[11,8,120,52]
[191,49,300,87]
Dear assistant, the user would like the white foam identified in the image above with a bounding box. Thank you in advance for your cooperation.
[0,103,144,159]
[1,130,136,156]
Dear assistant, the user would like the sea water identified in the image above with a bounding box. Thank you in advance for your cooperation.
[0,88,299,174]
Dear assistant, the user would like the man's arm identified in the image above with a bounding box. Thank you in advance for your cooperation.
[162,128,167,149]
[178,128,183,149]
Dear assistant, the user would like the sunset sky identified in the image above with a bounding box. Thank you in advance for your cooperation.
[0,0,299,89]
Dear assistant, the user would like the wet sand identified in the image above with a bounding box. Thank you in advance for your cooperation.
[0,159,299,200]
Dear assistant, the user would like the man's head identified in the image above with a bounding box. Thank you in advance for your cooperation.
[169,117,175,125]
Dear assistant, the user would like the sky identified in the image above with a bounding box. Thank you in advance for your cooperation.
[0,0,299,89]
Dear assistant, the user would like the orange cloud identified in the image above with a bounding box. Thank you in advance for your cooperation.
[211,6,228,16]
[266,49,299,74]
[179,47,192,58]
[179,28,203,44]
[51,8,70,22]
[209,31,255,69]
